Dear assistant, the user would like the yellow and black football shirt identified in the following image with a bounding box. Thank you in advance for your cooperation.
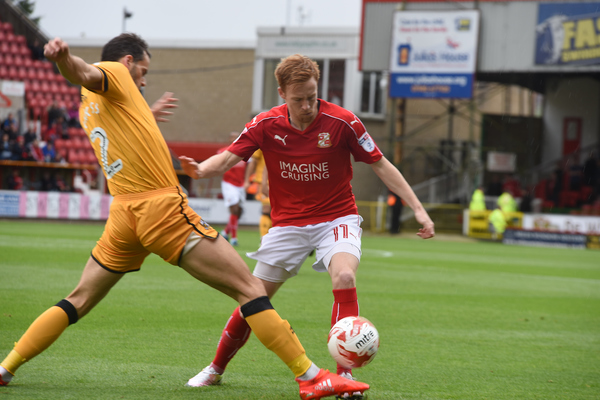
[79,61,179,195]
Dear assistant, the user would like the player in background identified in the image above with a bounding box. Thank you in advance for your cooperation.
[0,36,369,400]
[179,54,434,398]
[219,131,247,246]
[244,149,272,238]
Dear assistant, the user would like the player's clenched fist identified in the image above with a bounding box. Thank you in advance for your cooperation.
[43,38,70,63]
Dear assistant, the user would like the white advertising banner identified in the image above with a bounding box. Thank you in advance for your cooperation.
[389,10,480,98]
[523,214,600,234]
[0,190,261,225]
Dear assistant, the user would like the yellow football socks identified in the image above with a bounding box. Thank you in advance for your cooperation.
[2,306,70,374]
[0,350,25,376]
[244,309,311,377]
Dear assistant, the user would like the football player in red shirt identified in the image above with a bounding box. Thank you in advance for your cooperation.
[180,54,434,398]
[218,131,247,246]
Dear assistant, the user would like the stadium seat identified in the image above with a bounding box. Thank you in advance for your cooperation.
[17,67,27,81]
[68,149,82,164]
[40,81,50,93]
[0,42,10,55]
[49,82,60,94]
[60,139,73,150]
[580,185,593,203]
[72,137,86,150]
[559,191,579,208]
[54,138,66,151]
[0,65,7,80]
[68,86,80,96]
[84,150,97,165]
[7,66,18,80]
[2,22,14,34]
[25,67,35,80]
[8,42,20,55]
[35,68,46,81]
[19,45,31,58]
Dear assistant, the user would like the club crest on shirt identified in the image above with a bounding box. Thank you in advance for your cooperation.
[358,133,375,152]
[317,132,332,148]
[199,218,211,230]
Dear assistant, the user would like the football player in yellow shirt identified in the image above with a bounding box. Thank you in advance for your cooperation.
[245,149,272,237]
[0,34,368,400]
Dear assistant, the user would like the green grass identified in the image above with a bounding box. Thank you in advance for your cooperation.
[0,219,599,399]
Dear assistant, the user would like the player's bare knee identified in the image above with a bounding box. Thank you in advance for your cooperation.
[332,269,356,289]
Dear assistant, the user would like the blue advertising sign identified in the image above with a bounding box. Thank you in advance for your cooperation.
[535,2,600,65]
[389,10,480,98]
[0,190,20,217]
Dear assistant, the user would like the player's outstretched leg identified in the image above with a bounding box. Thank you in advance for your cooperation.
[186,307,250,387]
[0,299,79,385]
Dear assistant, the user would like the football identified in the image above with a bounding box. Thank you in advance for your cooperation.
[327,316,380,369]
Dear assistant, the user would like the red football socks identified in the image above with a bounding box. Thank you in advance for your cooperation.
[211,307,251,372]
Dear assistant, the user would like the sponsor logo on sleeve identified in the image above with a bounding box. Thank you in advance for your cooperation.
[358,133,375,152]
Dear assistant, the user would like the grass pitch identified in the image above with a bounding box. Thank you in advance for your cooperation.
[0,219,599,399]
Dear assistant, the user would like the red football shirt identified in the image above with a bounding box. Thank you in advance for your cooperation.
[218,146,246,187]
[228,100,383,227]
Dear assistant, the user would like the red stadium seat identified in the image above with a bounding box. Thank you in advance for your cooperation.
[61,139,73,150]
[8,42,20,55]
[29,79,41,93]
[49,82,60,94]
[68,86,80,96]
[35,68,46,81]
[0,42,10,55]
[67,127,79,138]
[19,46,31,58]
[26,67,36,81]
[7,66,18,80]
[54,138,66,151]
[68,149,82,164]
[84,150,97,165]
[17,67,27,81]
[0,66,7,80]
[40,81,50,93]
[2,22,14,34]
[72,137,86,149]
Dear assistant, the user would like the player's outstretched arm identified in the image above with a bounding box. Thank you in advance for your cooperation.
[371,156,435,239]
[179,151,243,180]
[44,38,103,91]
[151,92,179,123]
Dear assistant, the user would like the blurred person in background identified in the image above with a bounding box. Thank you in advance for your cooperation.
[244,149,272,238]
[218,131,247,246]
[0,133,13,160]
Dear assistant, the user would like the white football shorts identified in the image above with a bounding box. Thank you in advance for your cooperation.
[249,214,363,283]
[221,180,246,208]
